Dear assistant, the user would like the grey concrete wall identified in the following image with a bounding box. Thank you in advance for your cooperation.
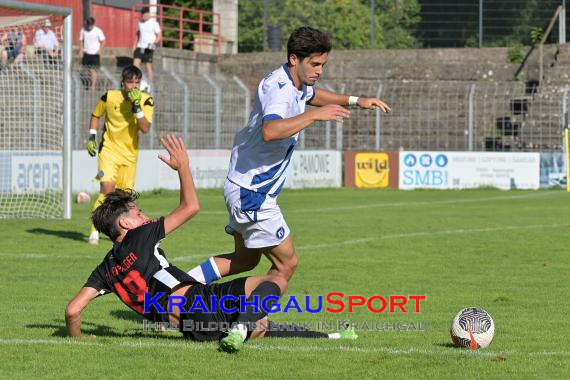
[217,45,561,92]
[74,47,218,75]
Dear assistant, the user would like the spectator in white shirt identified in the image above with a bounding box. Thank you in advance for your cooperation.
[79,17,106,90]
[34,19,59,66]
[133,8,161,82]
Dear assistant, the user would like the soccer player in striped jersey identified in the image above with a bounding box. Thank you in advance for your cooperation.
[65,135,356,353]
[188,27,391,305]
[86,65,154,245]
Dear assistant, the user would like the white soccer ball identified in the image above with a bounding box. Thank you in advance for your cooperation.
[450,307,495,349]
[76,192,91,204]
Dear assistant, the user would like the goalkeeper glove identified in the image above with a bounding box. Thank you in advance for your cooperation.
[87,129,97,157]
[127,88,144,119]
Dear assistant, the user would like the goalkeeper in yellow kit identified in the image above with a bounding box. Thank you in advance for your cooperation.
[86,65,154,244]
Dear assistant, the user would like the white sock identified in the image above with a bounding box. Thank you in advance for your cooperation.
[328,333,341,339]
[230,323,248,340]
[187,257,221,285]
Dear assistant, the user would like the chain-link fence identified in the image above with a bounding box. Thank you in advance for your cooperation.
[63,67,570,154]
[318,79,567,153]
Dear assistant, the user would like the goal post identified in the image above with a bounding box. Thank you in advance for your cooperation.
[0,0,72,218]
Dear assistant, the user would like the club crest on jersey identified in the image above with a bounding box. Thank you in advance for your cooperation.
[276,226,285,239]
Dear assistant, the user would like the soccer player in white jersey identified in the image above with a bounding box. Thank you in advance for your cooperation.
[187,27,391,333]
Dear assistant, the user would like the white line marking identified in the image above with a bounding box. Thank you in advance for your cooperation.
[169,222,568,262]
[0,338,568,357]
[198,191,562,215]
[296,223,569,251]
[2,222,567,263]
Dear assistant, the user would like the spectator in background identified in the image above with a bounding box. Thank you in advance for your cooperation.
[34,19,59,66]
[133,8,161,82]
[1,30,26,67]
[79,17,105,90]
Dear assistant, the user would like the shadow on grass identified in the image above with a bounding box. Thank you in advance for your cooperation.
[435,342,456,348]
[110,309,145,322]
[25,321,182,340]
[27,228,87,242]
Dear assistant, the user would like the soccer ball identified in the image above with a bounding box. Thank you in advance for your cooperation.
[450,307,495,349]
[76,192,91,204]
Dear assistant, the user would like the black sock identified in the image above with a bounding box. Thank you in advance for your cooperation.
[264,321,329,339]
[236,281,280,325]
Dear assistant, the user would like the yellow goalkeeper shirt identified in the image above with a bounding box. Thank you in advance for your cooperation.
[92,89,154,163]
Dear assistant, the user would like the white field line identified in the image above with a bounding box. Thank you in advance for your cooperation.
[296,223,569,251]
[1,192,564,263]
[170,222,568,263]
[3,222,564,263]
[0,338,568,357]
[198,191,562,215]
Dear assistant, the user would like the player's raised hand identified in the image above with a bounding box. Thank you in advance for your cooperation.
[158,135,189,171]
[357,97,391,113]
[313,104,352,123]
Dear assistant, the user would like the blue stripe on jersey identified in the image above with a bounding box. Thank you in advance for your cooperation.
[282,64,294,84]
[269,180,286,197]
[240,186,267,211]
[308,87,316,102]
[262,113,283,123]
[250,138,297,186]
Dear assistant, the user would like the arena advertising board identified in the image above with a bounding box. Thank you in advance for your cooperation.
[1,152,62,193]
[399,151,540,190]
[71,150,342,192]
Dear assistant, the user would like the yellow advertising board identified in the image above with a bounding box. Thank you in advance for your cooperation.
[355,152,390,188]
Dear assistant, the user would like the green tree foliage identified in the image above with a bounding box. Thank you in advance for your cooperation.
[238,0,421,52]
[417,0,561,48]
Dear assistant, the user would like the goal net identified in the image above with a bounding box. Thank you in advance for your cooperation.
[0,2,71,218]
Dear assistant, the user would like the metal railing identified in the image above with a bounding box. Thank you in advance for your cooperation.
[131,3,222,54]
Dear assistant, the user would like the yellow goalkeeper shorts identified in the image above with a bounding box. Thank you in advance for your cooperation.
[96,150,137,190]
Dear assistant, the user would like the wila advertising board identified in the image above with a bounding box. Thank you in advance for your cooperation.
[399,152,540,190]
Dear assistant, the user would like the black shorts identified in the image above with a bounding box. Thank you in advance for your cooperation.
[180,277,249,342]
[133,48,154,63]
[82,53,100,68]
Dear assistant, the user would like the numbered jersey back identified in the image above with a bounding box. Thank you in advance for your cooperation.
[84,217,197,322]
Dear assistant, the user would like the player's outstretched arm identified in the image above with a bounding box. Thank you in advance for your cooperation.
[65,287,100,337]
[309,87,391,113]
[262,104,351,141]
[159,135,200,235]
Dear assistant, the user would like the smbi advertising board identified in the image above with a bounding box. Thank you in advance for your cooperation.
[399,151,540,190]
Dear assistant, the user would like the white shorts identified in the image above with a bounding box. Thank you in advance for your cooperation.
[224,180,290,249]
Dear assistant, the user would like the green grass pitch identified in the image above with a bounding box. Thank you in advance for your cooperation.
[1,188,569,378]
